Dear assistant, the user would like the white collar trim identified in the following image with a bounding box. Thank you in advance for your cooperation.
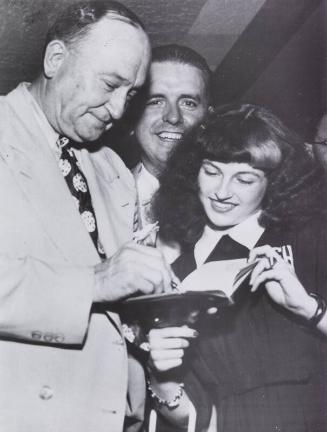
[194,211,264,267]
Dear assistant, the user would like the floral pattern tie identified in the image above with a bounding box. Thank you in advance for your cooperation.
[57,136,106,260]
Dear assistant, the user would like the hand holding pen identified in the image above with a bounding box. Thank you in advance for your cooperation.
[133,222,159,247]
[133,221,180,292]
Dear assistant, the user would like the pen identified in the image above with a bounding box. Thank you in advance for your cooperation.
[134,222,180,292]
[133,222,159,246]
[171,279,179,292]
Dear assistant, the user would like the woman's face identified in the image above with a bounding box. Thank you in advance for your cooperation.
[198,159,268,228]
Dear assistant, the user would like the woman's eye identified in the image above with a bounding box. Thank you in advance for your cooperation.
[237,177,254,185]
[203,167,219,176]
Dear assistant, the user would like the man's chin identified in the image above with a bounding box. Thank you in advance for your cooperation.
[76,126,106,143]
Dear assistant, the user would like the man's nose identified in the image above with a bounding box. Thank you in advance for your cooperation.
[162,102,182,125]
[105,91,127,120]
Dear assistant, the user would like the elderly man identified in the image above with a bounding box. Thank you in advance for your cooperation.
[0,2,173,432]
[133,44,211,249]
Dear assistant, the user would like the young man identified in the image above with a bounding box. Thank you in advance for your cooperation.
[0,2,173,431]
[133,44,212,251]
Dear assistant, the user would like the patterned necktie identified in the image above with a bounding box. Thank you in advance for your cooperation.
[56,136,106,260]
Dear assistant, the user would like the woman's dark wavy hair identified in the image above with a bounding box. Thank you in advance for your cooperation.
[154,103,326,251]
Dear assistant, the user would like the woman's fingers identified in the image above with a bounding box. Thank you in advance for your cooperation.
[249,257,271,286]
[248,245,290,292]
[148,327,198,350]
[247,246,311,315]
[148,326,198,341]
[248,245,283,265]
[149,343,186,371]
[148,326,198,372]
[150,337,191,350]
[151,358,183,372]
[151,348,185,361]
[250,269,279,292]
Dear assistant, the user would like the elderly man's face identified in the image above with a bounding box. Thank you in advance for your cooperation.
[135,61,209,176]
[45,18,150,142]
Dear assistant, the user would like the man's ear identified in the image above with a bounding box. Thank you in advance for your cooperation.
[43,40,67,78]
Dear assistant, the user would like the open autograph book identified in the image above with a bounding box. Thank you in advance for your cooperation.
[120,258,257,330]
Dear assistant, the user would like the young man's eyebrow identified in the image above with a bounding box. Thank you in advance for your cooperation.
[147,93,201,101]
[179,93,201,101]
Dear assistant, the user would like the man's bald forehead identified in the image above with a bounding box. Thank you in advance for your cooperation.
[44,0,145,52]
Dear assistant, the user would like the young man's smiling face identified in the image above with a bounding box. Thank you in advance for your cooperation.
[135,61,209,177]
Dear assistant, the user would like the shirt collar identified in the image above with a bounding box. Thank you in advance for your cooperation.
[228,211,265,250]
[139,163,159,185]
[194,211,264,267]
[135,163,160,202]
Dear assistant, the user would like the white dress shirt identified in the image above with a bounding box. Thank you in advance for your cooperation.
[133,162,160,228]
[132,162,180,263]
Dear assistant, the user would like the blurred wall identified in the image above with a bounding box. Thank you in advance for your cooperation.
[241,2,325,140]
[0,0,82,94]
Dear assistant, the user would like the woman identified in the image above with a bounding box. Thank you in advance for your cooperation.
[146,104,327,432]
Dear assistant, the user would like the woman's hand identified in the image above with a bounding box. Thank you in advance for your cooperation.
[146,326,197,428]
[148,326,198,373]
[248,245,317,319]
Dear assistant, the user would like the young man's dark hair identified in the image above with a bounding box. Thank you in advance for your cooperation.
[152,44,212,100]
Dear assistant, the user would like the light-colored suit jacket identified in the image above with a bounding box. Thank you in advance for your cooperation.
[0,84,142,432]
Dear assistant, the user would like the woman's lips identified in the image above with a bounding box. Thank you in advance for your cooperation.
[209,198,237,212]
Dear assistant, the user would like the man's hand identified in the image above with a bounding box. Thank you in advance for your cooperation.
[93,241,174,303]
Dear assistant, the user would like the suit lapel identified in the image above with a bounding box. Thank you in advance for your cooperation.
[2,86,100,265]
[80,148,134,258]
